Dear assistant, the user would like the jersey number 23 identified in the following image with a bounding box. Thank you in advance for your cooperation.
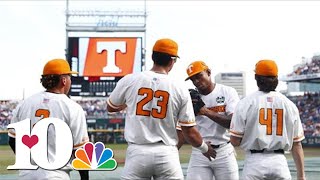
[136,88,169,119]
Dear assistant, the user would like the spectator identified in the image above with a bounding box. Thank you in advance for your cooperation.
[288,92,320,136]
[312,124,320,137]
[288,55,320,76]
[0,101,18,130]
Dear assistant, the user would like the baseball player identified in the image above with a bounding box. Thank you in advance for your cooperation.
[179,60,240,180]
[8,59,89,180]
[107,38,216,180]
[230,59,305,180]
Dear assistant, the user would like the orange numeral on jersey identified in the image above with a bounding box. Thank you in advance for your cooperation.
[35,109,50,119]
[259,108,283,136]
[136,88,169,119]
[33,109,50,127]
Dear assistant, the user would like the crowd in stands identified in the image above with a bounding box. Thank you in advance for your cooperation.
[1,95,320,137]
[288,55,320,76]
[288,92,320,137]
[76,99,125,119]
[77,99,107,118]
[0,101,18,130]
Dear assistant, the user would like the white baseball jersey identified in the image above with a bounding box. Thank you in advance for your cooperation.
[196,83,239,144]
[186,84,240,180]
[230,91,305,151]
[107,71,196,146]
[8,91,89,179]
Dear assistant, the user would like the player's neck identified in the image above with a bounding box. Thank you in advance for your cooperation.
[199,82,215,95]
[46,89,64,94]
[150,66,168,74]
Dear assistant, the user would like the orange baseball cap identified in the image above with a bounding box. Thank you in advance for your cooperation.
[152,38,179,57]
[185,61,209,81]
[255,59,278,77]
[43,59,78,75]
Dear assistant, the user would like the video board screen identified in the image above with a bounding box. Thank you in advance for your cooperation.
[67,37,143,96]
[68,37,142,76]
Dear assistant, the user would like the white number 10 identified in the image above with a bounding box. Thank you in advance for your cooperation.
[7,118,73,170]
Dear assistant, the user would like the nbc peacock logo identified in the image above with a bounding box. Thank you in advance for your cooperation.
[72,142,117,170]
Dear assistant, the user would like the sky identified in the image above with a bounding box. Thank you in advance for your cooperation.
[1,0,320,100]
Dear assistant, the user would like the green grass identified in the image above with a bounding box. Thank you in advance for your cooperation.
[179,144,193,163]
[1,144,320,175]
[0,145,17,175]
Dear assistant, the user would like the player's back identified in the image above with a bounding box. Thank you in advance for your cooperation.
[12,91,80,126]
[238,91,301,151]
[9,91,87,179]
[109,70,192,146]
[10,92,85,160]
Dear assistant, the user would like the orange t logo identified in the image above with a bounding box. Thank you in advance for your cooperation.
[97,41,126,73]
[187,65,194,74]
[83,38,138,77]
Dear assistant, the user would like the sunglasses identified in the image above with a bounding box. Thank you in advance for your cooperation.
[171,56,178,62]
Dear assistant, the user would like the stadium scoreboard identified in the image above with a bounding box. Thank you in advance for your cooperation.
[67,37,143,97]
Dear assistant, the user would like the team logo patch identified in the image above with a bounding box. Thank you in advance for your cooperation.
[216,96,225,103]
[72,142,117,170]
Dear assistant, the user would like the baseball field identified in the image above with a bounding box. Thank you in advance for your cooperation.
[1,144,319,179]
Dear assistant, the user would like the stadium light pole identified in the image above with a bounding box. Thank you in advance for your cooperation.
[22,88,25,100]
[65,0,70,60]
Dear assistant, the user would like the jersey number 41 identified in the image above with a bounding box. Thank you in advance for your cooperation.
[259,108,283,136]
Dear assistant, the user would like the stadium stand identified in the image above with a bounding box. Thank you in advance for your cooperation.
[0,100,18,130]
[76,99,125,119]
[287,55,320,76]
[287,92,320,137]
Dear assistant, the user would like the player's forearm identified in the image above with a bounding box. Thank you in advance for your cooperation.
[201,108,231,128]
[180,126,203,147]
[176,130,185,150]
[8,137,16,154]
[291,142,305,180]
[230,135,241,146]
[107,104,126,112]
[181,126,216,160]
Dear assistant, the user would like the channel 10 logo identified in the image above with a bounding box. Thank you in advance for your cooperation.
[7,118,117,170]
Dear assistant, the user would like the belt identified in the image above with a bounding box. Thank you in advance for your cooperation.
[211,141,230,149]
[250,149,284,154]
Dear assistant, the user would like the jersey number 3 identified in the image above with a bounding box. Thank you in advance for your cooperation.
[136,88,169,119]
[259,108,283,136]
[35,109,50,119]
